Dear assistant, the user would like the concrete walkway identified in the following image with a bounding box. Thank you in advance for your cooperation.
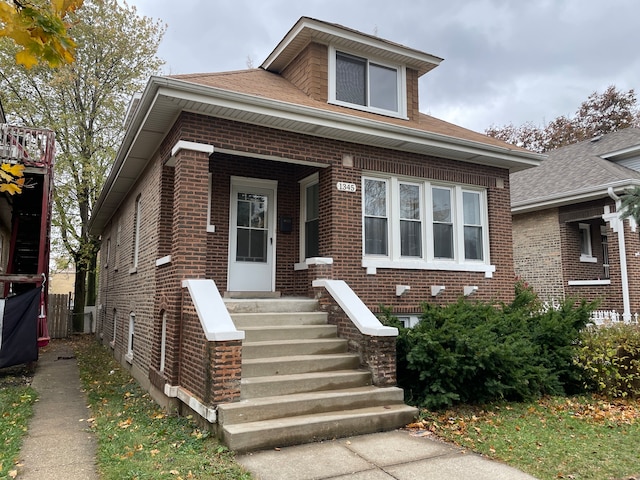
[18,340,99,479]
[237,430,539,480]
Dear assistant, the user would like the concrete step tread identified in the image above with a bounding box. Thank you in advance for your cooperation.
[241,324,335,331]
[223,404,417,435]
[242,353,359,366]
[242,338,346,347]
[218,386,405,411]
[241,369,370,385]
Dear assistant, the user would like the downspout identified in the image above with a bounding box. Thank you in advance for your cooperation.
[607,187,631,321]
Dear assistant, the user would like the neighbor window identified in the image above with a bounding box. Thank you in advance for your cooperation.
[579,223,596,262]
[160,311,167,373]
[362,175,490,273]
[330,48,405,117]
[110,308,117,348]
[126,312,135,363]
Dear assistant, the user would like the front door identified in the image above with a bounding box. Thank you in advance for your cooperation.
[228,177,277,292]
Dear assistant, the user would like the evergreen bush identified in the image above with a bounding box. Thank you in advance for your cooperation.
[383,282,593,409]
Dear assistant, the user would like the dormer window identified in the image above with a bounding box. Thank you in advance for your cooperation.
[329,47,406,118]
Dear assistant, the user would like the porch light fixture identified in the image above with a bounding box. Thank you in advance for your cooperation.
[396,285,411,297]
[464,286,478,296]
[431,285,445,297]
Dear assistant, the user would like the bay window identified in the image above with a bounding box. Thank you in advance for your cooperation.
[362,174,491,275]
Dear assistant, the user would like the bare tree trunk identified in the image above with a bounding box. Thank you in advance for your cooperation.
[86,250,97,306]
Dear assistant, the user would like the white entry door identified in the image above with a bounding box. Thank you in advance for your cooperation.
[228,178,277,292]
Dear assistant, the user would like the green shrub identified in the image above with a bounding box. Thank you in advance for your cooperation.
[576,323,640,398]
[384,283,594,409]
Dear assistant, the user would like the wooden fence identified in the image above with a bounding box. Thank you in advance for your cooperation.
[47,293,72,338]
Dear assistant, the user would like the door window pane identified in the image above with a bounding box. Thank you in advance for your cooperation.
[236,192,268,262]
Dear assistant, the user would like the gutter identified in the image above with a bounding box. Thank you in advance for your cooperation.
[90,75,544,234]
[512,179,640,214]
[606,187,631,321]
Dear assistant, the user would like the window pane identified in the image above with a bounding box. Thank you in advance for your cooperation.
[400,220,422,257]
[433,223,453,259]
[432,188,451,222]
[463,191,481,225]
[400,184,420,220]
[336,52,366,106]
[464,225,483,260]
[370,63,398,111]
[306,183,319,220]
[365,217,388,255]
[305,219,319,258]
[364,179,387,216]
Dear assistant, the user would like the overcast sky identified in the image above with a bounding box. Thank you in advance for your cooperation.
[125,0,640,134]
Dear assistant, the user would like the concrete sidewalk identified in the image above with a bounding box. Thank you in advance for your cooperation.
[237,430,539,480]
[18,340,99,479]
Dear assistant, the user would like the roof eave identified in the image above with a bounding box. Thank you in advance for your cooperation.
[261,17,443,76]
[89,76,543,235]
[511,179,640,214]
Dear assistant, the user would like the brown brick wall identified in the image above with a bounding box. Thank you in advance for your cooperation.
[512,208,564,302]
[167,112,517,308]
[281,42,328,102]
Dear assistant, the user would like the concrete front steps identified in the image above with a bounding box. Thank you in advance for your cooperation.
[218,297,417,452]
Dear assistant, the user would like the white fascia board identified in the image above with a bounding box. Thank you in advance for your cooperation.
[158,81,544,168]
[261,17,443,74]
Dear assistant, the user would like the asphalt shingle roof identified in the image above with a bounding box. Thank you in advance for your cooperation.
[511,128,640,207]
[170,69,528,153]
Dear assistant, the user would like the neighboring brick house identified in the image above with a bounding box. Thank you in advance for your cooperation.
[89,17,542,450]
[511,128,640,321]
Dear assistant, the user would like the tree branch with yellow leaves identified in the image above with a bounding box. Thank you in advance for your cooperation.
[0,0,83,68]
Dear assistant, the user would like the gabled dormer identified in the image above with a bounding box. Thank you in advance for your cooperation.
[261,17,443,121]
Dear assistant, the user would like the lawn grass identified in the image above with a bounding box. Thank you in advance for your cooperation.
[415,396,640,480]
[73,336,251,480]
[0,369,37,480]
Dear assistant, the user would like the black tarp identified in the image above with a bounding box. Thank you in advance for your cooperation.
[0,287,41,368]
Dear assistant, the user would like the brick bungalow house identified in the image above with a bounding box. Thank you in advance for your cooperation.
[89,17,543,451]
[511,127,640,322]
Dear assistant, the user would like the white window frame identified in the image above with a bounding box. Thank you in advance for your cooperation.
[579,223,597,262]
[104,237,111,268]
[361,174,494,277]
[125,312,135,363]
[299,173,319,262]
[328,46,407,119]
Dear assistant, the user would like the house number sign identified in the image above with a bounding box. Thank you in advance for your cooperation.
[337,182,357,192]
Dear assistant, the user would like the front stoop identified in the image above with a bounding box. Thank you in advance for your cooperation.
[218,298,417,453]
